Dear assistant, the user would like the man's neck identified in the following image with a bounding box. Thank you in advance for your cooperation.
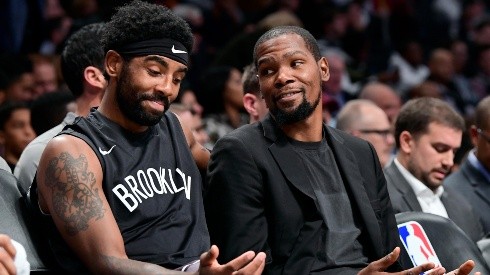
[76,94,102,117]
[280,114,323,142]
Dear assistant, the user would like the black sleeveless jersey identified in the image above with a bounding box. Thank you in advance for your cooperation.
[31,110,210,272]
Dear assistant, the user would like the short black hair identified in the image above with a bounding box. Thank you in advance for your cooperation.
[242,64,260,96]
[253,26,321,67]
[30,90,74,135]
[0,101,30,130]
[102,0,193,54]
[0,54,33,89]
[61,23,106,99]
[394,98,465,148]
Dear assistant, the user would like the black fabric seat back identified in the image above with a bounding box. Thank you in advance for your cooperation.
[395,212,490,273]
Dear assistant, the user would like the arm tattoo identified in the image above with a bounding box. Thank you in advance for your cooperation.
[45,152,104,235]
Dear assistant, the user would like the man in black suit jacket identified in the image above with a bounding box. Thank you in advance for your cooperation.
[444,96,490,235]
[384,98,484,242]
[205,26,476,275]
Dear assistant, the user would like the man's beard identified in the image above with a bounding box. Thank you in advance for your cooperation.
[270,90,321,126]
[116,64,169,126]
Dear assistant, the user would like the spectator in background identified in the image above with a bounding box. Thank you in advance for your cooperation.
[387,39,429,97]
[408,80,443,100]
[169,103,210,147]
[29,54,61,99]
[0,54,35,103]
[451,40,474,102]
[211,9,303,71]
[358,81,401,125]
[29,90,74,136]
[444,96,490,235]
[175,81,204,117]
[241,63,267,124]
[337,99,395,168]
[0,102,36,171]
[426,48,473,116]
[322,51,356,116]
[470,45,490,101]
[321,93,340,126]
[15,23,107,196]
[384,97,484,243]
[197,66,248,147]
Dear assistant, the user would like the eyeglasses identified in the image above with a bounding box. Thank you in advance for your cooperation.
[477,128,490,143]
[358,129,392,139]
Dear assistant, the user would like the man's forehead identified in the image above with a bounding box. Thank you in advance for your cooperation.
[257,37,310,62]
[136,54,188,71]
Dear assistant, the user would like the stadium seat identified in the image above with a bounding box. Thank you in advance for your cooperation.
[0,169,53,273]
[477,236,490,269]
[395,212,490,273]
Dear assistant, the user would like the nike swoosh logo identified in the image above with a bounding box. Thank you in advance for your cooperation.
[99,145,116,156]
[171,45,187,54]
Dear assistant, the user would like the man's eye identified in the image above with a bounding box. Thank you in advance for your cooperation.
[434,145,449,153]
[260,69,273,76]
[292,61,303,67]
[147,69,161,76]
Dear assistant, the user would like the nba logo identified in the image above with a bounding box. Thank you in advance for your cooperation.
[398,221,442,272]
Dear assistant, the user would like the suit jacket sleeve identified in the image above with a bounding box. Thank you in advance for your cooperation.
[205,134,268,263]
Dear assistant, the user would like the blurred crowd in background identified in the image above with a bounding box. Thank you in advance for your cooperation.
[1,0,490,170]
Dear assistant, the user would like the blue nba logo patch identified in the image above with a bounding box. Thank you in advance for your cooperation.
[398,221,442,272]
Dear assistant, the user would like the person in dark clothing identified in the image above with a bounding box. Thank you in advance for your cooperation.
[32,1,265,273]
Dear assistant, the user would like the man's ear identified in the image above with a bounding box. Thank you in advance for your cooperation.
[243,93,258,117]
[319,57,330,82]
[469,125,479,147]
[84,66,106,90]
[105,50,124,77]
[399,131,413,154]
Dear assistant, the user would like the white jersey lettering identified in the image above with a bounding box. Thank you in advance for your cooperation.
[125,175,148,203]
[113,167,192,212]
[137,170,154,198]
[112,185,138,212]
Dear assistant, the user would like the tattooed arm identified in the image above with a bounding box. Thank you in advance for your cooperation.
[176,114,210,173]
[37,135,264,274]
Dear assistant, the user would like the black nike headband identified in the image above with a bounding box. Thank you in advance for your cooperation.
[115,38,189,66]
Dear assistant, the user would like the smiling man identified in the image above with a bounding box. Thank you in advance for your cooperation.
[205,26,477,275]
[384,97,484,242]
[30,1,264,274]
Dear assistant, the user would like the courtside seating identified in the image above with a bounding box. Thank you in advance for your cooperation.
[0,169,53,273]
[395,212,490,273]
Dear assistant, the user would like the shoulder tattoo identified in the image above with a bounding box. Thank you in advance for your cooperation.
[45,152,105,235]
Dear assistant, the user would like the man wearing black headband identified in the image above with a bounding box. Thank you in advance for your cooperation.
[31,1,265,274]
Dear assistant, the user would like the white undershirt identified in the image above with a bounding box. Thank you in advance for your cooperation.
[394,158,449,218]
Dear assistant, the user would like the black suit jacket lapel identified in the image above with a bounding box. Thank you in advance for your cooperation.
[386,162,423,211]
[326,127,384,255]
[262,115,316,201]
[462,161,490,207]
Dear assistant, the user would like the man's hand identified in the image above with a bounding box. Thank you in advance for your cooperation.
[359,247,480,275]
[359,247,445,274]
[199,245,265,275]
[447,260,480,275]
[0,234,16,275]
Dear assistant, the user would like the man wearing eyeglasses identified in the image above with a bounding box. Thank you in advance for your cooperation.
[384,97,484,242]
[336,99,395,168]
[444,96,490,235]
